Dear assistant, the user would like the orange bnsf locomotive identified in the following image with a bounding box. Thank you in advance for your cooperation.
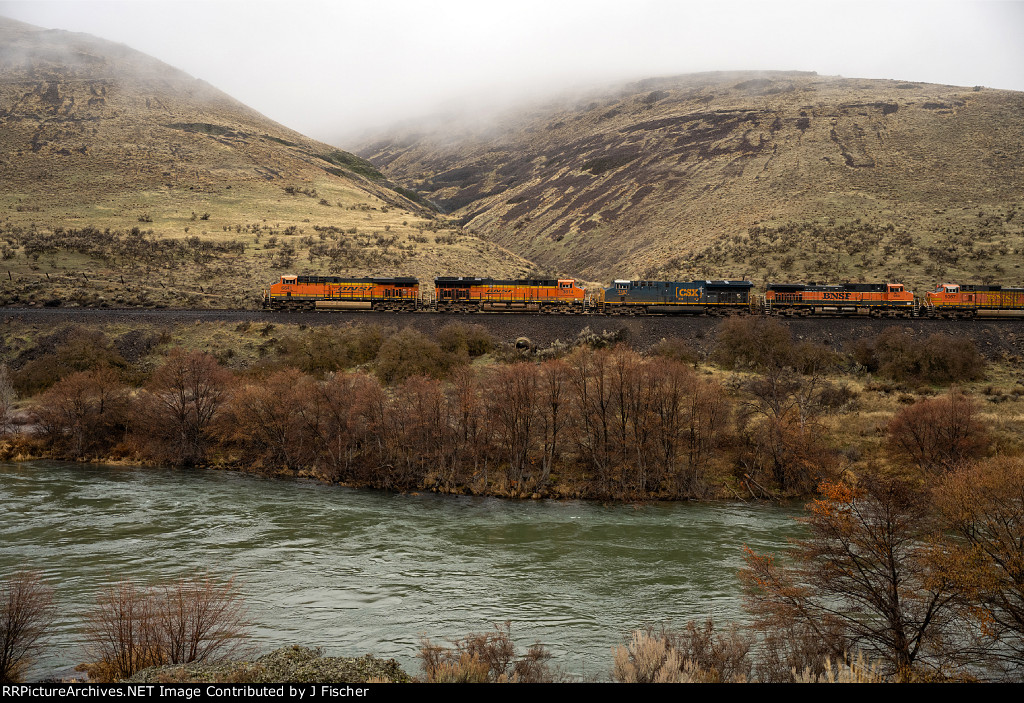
[922,283,1024,318]
[764,282,915,317]
[434,277,586,313]
[264,275,420,311]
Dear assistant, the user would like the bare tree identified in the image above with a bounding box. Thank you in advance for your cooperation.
[485,364,539,489]
[567,347,614,491]
[32,368,128,458]
[0,571,55,684]
[736,342,840,493]
[646,358,728,498]
[302,371,384,483]
[444,367,487,490]
[607,347,651,493]
[0,364,16,437]
[139,349,232,466]
[741,475,960,680]
[218,369,312,471]
[537,359,570,486]
[390,375,451,486]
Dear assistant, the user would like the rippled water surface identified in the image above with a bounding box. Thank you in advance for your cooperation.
[0,461,803,679]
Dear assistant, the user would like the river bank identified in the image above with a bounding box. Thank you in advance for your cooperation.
[0,433,783,503]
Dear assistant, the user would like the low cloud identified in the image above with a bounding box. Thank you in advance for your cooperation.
[1,0,1021,146]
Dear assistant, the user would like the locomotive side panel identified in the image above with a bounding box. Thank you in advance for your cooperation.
[602,280,753,315]
[434,277,586,313]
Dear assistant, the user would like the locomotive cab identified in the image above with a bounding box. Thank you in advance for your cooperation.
[263,275,298,306]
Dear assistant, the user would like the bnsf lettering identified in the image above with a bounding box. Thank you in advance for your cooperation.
[330,285,374,292]
[822,292,851,300]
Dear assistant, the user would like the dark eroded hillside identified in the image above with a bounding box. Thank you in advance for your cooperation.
[359,71,1024,289]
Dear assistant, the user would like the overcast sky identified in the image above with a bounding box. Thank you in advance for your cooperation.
[2,0,1022,146]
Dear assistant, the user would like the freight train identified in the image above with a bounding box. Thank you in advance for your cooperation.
[263,275,1024,318]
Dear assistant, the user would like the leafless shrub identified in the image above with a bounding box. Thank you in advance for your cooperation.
[153,576,250,666]
[664,619,753,682]
[81,580,164,682]
[31,368,129,458]
[14,327,128,397]
[649,337,697,364]
[0,571,55,684]
[854,330,985,385]
[274,324,385,376]
[374,328,461,385]
[712,317,793,371]
[754,620,848,682]
[436,322,495,359]
[887,390,990,473]
[81,575,250,682]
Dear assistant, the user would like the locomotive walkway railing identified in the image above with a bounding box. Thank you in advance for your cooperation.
[418,288,435,311]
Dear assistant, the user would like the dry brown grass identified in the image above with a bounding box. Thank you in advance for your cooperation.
[0,17,538,310]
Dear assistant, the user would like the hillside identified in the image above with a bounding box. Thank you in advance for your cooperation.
[358,71,1024,290]
[0,16,534,309]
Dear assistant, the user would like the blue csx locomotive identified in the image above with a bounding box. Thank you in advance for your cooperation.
[597,279,754,315]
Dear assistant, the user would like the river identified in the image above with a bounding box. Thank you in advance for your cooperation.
[0,461,804,681]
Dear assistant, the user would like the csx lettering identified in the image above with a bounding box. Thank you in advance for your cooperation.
[675,288,699,298]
